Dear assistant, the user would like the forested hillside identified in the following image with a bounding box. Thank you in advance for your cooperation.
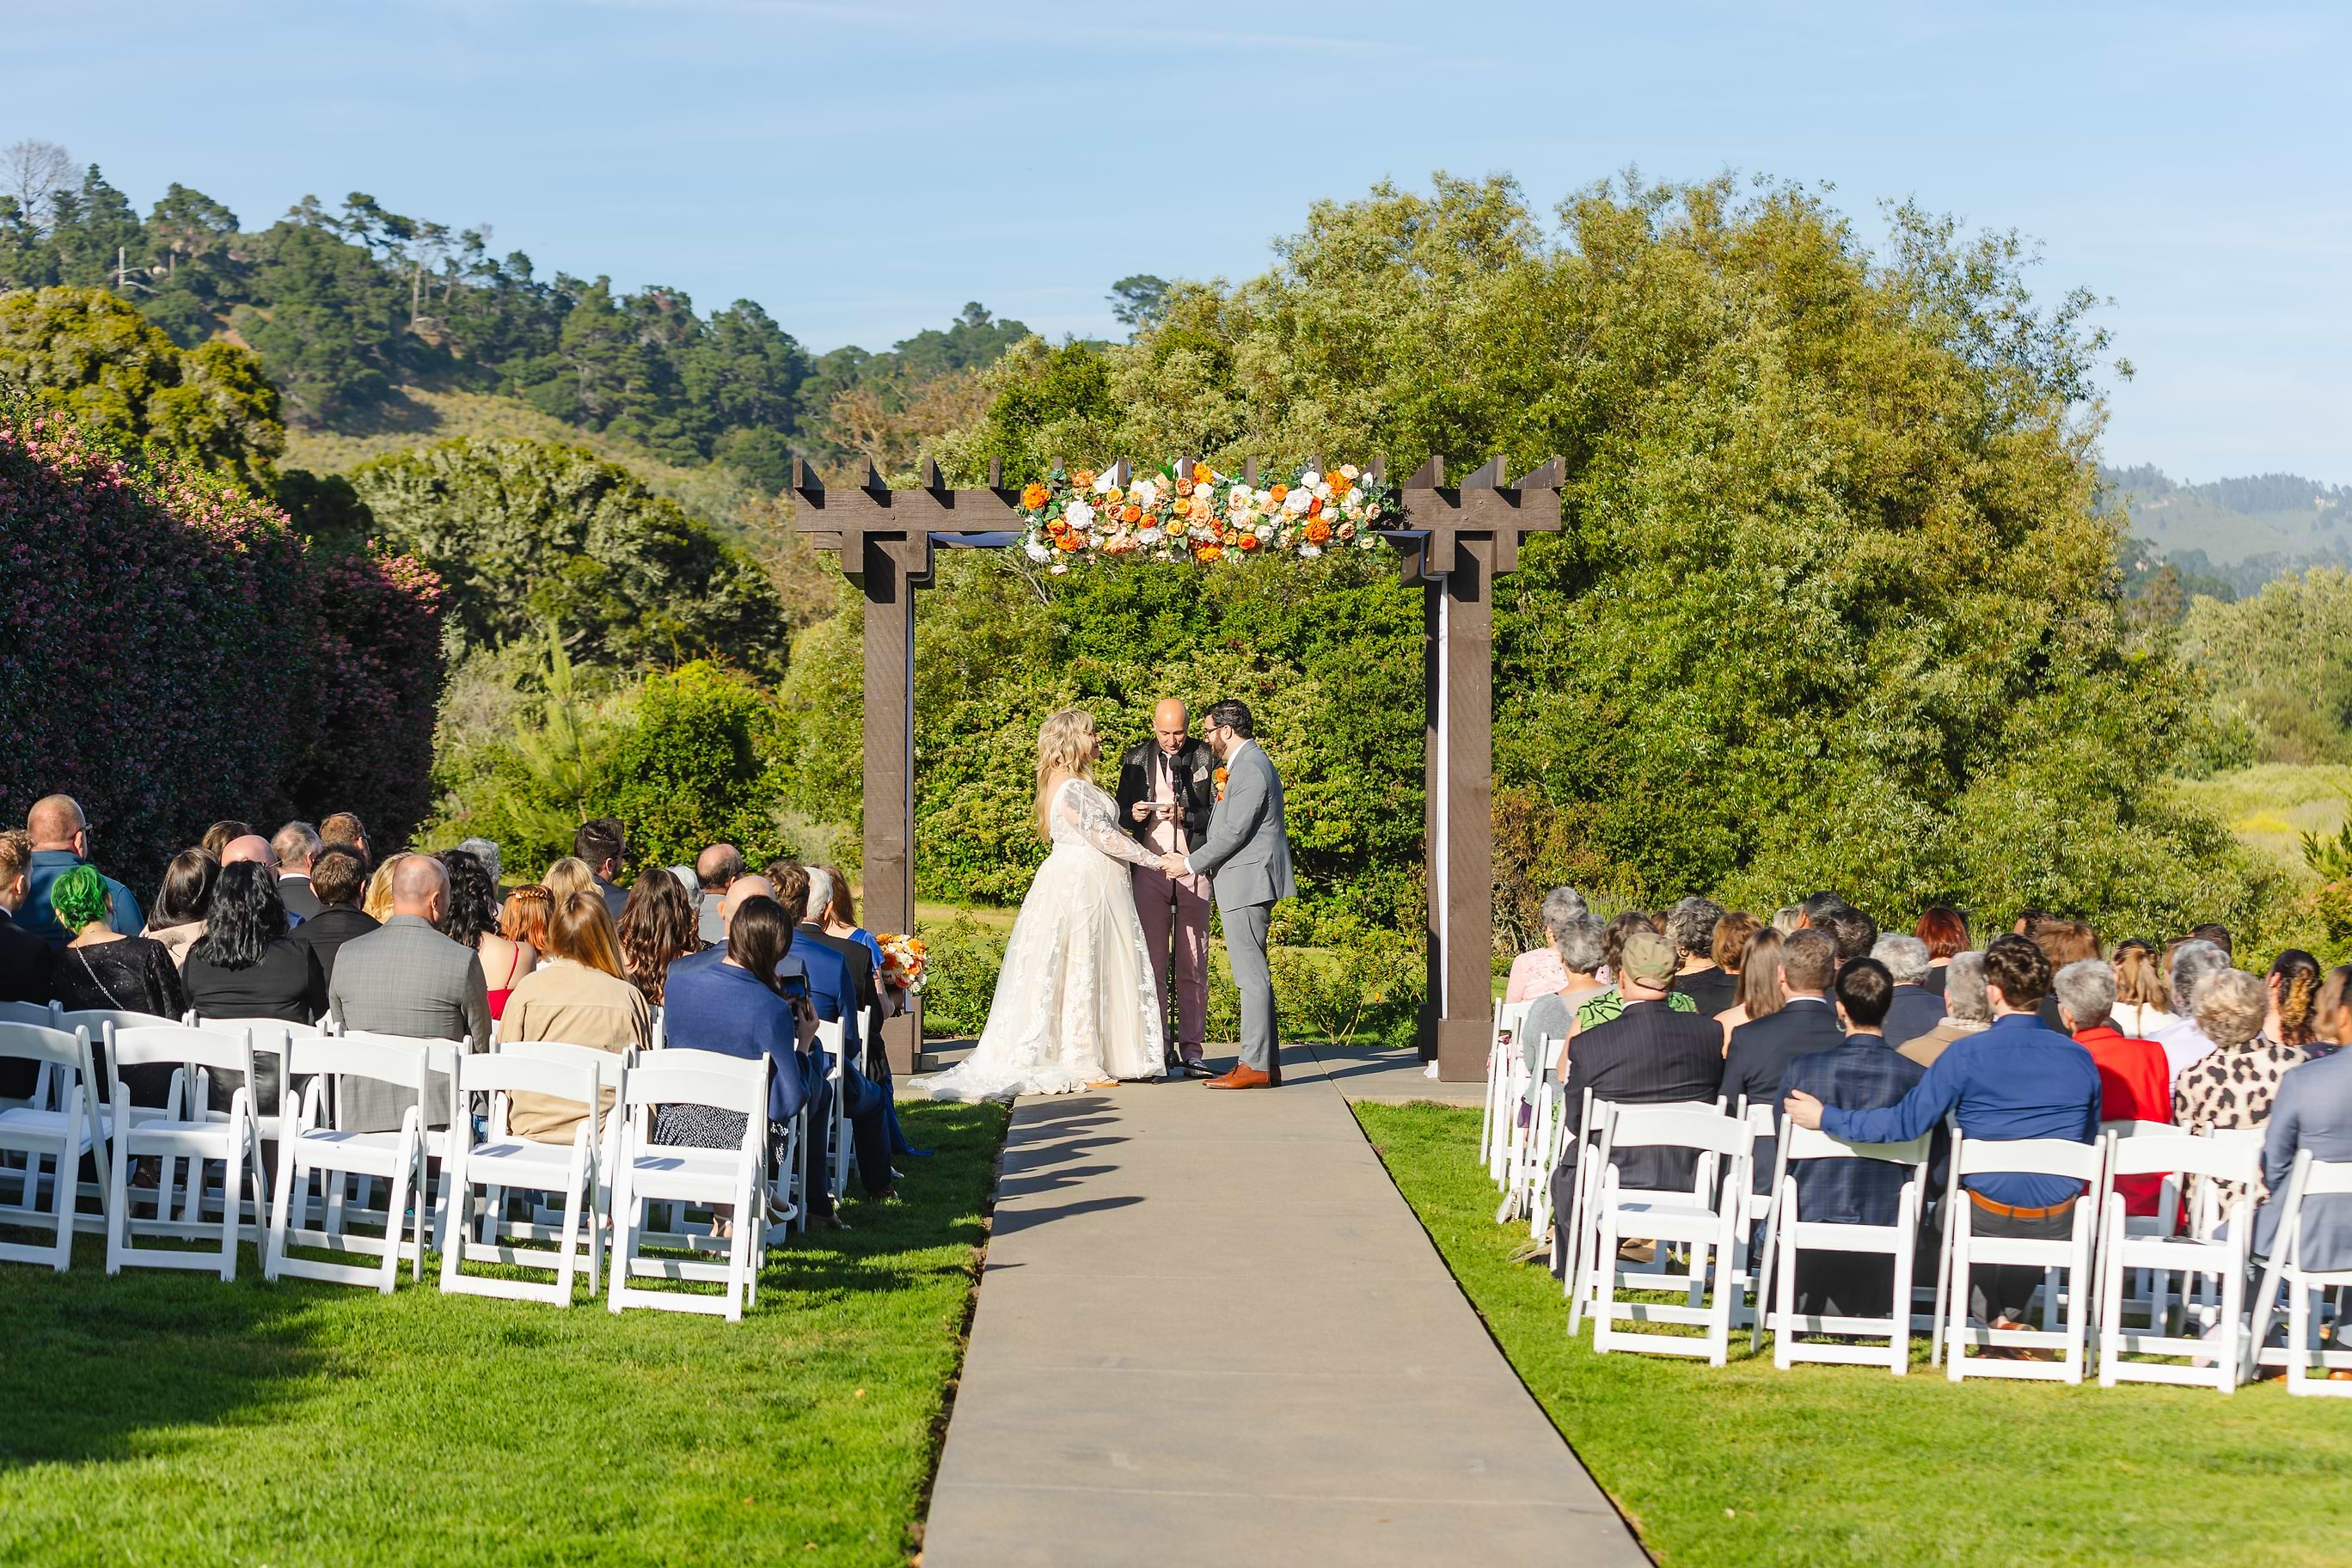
[2106,462,2352,597]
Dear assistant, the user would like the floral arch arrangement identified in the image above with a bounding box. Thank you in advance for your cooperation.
[1018,460,1395,569]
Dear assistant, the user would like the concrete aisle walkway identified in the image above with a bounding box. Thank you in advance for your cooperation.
[920,1044,1649,1567]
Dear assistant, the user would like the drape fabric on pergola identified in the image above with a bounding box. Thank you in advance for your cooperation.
[791,453,1563,1083]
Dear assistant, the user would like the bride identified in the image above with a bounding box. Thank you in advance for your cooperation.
[921,708,1167,1100]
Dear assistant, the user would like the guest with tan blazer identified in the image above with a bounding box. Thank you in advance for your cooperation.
[499,891,651,1142]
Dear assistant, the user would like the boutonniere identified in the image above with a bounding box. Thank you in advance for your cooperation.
[1213,766,1229,801]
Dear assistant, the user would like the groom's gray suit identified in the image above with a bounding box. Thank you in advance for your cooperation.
[1184,739,1295,1081]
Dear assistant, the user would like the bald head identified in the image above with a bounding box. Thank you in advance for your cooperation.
[221,835,274,867]
[719,873,774,932]
[695,842,743,893]
[1152,697,1189,756]
[389,852,449,919]
[27,794,85,851]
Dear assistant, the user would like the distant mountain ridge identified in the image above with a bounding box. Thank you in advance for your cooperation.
[2103,462,2352,596]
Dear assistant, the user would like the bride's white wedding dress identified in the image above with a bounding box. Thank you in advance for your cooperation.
[922,776,1167,1101]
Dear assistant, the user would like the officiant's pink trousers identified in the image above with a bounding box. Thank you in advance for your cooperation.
[1131,864,1210,1057]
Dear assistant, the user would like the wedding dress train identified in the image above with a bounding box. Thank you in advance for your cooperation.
[921,777,1167,1101]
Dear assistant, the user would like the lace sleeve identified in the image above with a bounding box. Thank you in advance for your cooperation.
[1058,781,1162,868]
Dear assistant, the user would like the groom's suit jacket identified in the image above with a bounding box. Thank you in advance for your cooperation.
[1185,740,1295,914]
[1114,737,1216,848]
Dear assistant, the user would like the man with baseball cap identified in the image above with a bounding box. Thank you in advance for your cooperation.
[1546,929,1728,1279]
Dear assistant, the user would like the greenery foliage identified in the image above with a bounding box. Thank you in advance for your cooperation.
[2178,567,2352,765]
[0,400,442,883]
[349,437,787,677]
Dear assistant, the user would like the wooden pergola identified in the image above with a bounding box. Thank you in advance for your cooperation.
[791,453,1563,1082]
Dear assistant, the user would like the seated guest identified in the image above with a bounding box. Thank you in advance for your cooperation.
[1901,952,1990,1068]
[813,861,928,1158]
[0,830,52,1098]
[1505,885,1589,1003]
[2053,958,2171,1216]
[1715,926,1785,1049]
[1770,905,1804,934]
[494,885,551,1000]
[694,843,744,948]
[1527,917,1608,1086]
[2175,967,2304,1139]
[2109,938,2177,1039]
[574,818,631,919]
[1787,934,2099,1336]
[360,858,398,922]
[327,854,493,1133]
[1914,906,1971,997]
[22,794,143,946]
[500,892,652,1142]
[657,894,814,1234]
[1775,957,1929,1315]
[1873,934,1946,1050]
[47,864,187,1093]
[1667,896,1734,1015]
[273,821,326,919]
[1575,911,1700,1032]
[542,855,598,910]
[2263,950,2322,1051]
[455,836,504,892]
[2251,965,2352,1273]
[1722,928,1845,1181]
[766,862,895,1206]
[183,861,326,1113]
[1545,931,1726,1279]
[616,867,699,1008]
[438,849,526,1021]
[2152,939,2231,1078]
[199,819,254,863]
[218,834,273,869]
[319,812,371,865]
[2189,922,2233,960]
[1814,905,1878,965]
[140,848,218,969]
[294,847,378,989]
[2030,919,2100,1031]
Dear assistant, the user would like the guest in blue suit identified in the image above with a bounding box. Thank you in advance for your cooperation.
[2252,966,2352,1274]
[769,863,895,1211]
[1777,958,1932,1317]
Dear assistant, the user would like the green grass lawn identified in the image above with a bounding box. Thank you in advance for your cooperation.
[0,1100,1006,1567]
[1356,1100,2352,1568]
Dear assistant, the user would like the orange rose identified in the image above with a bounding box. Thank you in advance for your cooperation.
[1213,765,1229,800]
[1327,473,1351,496]
[1056,531,1085,552]
[1269,484,1289,504]
[1238,533,1260,552]
[1191,462,1212,483]
[1171,496,1192,517]
[1194,542,1223,563]
[1072,469,1096,487]
[1045,517,1069,536]
[1020,482,1050,510]
[1304,518,1332,544]
[1307,496,1323,515]
[1105,487,1124,505]
[1121,504,1142,524]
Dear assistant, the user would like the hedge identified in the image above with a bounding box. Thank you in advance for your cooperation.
[0,403,444,887]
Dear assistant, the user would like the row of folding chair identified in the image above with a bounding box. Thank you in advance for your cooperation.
[1531,1089,2350,1394]
[1479,999,1532,1190]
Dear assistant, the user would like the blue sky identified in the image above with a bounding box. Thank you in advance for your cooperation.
[6,1,2345,482]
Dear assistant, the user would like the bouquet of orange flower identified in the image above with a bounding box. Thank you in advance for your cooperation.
[874,931,928,993]
[1017,459,1393,572]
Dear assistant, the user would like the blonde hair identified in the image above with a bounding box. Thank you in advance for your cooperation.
[1035,708,1099,837]
[543,855,597,906]
[361,859,398,922]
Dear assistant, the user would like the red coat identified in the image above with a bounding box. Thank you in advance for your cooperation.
[2075,1023,2172,1216]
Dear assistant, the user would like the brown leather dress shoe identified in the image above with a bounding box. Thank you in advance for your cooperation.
[1204,1065,1271,1090]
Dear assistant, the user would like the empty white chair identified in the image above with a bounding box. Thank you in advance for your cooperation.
[1754,1123,1933,1375]
[1485,999,1532,1186]
[2095,1128,2258,1392]
[479,1038,631,1260]
[1936,1135,2104,1383]
[1585,1103,1752,1365]
[104,1025,269,1280]
[320,1031,469,1250]
[0,1021,98,1270]
[2247,1152,2352,1396]
[265,1034,431,1293]
[819,1019,853,1205]
[608,1049,769,1320]
[1729,1101,1779,1335]
[440,1050,602,1305]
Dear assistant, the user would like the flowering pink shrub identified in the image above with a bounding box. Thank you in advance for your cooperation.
[0,403,444,885]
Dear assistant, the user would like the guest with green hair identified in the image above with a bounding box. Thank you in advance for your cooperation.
[50,863,188,1079]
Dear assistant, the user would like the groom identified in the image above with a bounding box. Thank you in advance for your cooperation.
[1161,700,1295,1089]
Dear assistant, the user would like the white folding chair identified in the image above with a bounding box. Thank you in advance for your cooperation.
[264,1034,431,1294]
[1523,1048,1566,1242]
[1729,1101,1778,1334]
[480,1038,630,1260]
[607,1049,769,1321]
[821,1018,852,1206]
[2247,1152,2352,1396]
[104,1025,270,1279]
[50,1008,179,1223]
[440,1051,601,1305]
[1586,1103,1752,1365]
[0,1021,99,1270]
[1936,1134,2104,1383]
[322,1030,469,1250]
[1485,1000,1532,1186]
[2094,1129,2257,1391]
[1752,1123,1933,1374]
[1565,1095,1728,1326]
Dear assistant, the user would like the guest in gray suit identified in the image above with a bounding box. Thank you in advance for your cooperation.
[1168,700,1295,1089]
[327,853,493,1132]
[2251,965,2352,1273]
[1873,934,1946,1049]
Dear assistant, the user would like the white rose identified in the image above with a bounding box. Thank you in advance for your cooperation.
[1314,482,1332,501]
[1091,469,1117,494]
[1255,523,1276,541]
[1363,501,1381,520]
[1024,538,1051,562]
[1255,487,1273,506]
[1283,488,1313,515]
[1130,478,1157,508]
[1340,464,1360,480]
[1065,499,1096,530]
[1300,470,1320,488]
[1137,526,1164,545]
[1299,542,1323,559]
[1357,532,1379,548]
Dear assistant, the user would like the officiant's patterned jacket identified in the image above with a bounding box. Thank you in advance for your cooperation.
[1114,736,1216,849]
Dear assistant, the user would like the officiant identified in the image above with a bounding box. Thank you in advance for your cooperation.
[1116,697,1217,1078]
